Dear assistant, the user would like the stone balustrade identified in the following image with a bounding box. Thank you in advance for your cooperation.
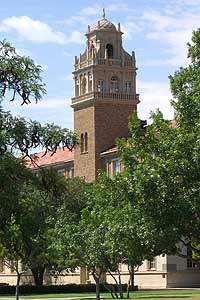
[72,91,140,104]
[74,58,133,70]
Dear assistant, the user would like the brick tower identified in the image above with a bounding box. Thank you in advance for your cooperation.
[71,13,139,181]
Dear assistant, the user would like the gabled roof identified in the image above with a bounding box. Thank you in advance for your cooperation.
[100,146,118,156]
[25,147,74,169]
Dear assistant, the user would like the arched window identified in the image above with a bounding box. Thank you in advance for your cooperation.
[88,72,92,92]
[81,76,87,94]
[80,132,88,153]
[106,44,113,59]
[90,42,94,58]
[75,77,79,96]
[85,132,88,152]
[110,76,119,93]
[81,133,84,153]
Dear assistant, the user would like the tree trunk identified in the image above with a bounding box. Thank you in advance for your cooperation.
[94,276,100,300]
[31,266,45,285]
[130,266,135,288]
[117,270,123,299]
[127,265,135,299]
[15,272,21,300]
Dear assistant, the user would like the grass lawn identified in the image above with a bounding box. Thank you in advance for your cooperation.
[1,290,200,299]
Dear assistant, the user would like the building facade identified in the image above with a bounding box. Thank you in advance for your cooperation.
[1,14,200,288]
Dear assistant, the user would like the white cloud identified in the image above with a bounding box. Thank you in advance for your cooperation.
[142,10,173,31]
[140,8,200,67]
[0,16,84,45]
[121,21,142,40]
[137,81,174,122]
[0,16,67,44]
[67,30,84,44]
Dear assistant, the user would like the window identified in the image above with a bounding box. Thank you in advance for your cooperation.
[98,80,105,92]
[106,44,113,59]
[187,248,199,268]
[110,76,119,93]
[57,168,66,175]
[85,132,88,152]
[75,77,79,96]
[70,168,74,178]
[80,132,88,153]
[125,81,132,93]
[147,258,156,270]
[90,42,94,58]
[81,76,87,94]
[112,159,121,175]
[10,260,15,273]
[81,133,84,153]
[88,73,92,92]
[0,259,4,272]
[21,262,27,272]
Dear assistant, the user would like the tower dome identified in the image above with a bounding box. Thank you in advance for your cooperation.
[89,18,117,32]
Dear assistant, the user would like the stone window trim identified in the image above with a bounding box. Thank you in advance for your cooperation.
[147,258,157,271]
[81,76,87,95]
[80,132,88,154]
[110,76,119,93]
[125,81,132,93]
[107,158,122,176]
[106,43,114,59]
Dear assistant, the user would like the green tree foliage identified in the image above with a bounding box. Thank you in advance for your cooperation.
[0,39,77,222]
[0,40,77,299]
[55,174,159,300]
[0,174,89,290]
[0,39,45,104]
[118,28,200,260]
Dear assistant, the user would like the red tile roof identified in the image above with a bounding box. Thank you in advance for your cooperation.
[25,147,74,169]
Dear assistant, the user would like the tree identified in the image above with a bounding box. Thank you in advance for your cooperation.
[48,178,92,279]
[0,173,90,300]
[117,28,200,261]
[0,170,67,284]
[0,40,77,300]
[55,174,159,300]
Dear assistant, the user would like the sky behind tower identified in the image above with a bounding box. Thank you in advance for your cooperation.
[1,0,200,129]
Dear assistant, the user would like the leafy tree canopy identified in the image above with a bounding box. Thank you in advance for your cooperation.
[0,39,77,297]
[118,29,200,259]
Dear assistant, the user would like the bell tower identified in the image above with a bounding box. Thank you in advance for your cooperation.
[71,14,139,181]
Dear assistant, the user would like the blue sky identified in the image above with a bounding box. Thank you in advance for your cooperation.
[1,0,200,129]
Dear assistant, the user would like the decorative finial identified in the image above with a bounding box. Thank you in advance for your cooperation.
[103,8,105,18]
